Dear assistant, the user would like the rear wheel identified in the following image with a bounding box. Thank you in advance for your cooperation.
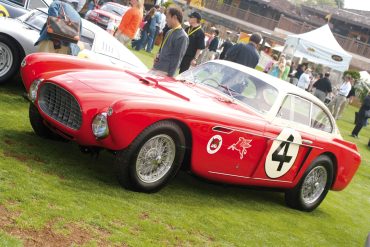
[285,155,333,212]
[115,121,186,193]
[0,35,22,85]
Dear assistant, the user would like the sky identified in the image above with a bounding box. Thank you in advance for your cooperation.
[344,0,370,11]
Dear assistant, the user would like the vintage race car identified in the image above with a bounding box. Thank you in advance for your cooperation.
[21,53,361,212]
[85,2,128,29]
[0,8,146,84]
[0,0,50,18]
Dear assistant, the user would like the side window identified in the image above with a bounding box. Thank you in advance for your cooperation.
[293,97,311,125]
[311,104,333,133]
[28,0,47,9]
[278,95,311,126]
[8,0,25,7]
[278,95,293,121]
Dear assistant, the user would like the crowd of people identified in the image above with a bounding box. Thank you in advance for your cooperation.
[35,0,369,139]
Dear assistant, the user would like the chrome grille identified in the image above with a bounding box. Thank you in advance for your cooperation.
[38,83,82,130]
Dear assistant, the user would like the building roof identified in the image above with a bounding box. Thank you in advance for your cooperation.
[301,5,370,29]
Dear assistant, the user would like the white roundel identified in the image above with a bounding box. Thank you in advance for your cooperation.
[265,128,302,179]
[207,135,223,154]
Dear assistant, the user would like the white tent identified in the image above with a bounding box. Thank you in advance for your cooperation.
[283,24,352,72]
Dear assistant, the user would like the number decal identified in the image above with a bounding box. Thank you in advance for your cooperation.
[271,134,294,171]
[265,129,302,178]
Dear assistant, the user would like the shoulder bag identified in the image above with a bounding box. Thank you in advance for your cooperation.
[47,3,80,44]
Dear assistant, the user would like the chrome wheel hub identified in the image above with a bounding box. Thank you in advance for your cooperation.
[301,166,327,205]
[0,42,13,78]
[136,134,176,183]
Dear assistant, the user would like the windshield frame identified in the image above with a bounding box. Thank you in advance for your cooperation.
[176,62,279,114]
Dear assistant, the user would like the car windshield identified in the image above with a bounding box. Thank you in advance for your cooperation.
[22,9,47,30]
[101,3,125,16]
[177,62,279,113]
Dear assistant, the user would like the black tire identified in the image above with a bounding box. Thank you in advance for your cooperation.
[29,103,63,140]
[115,121,186,193]
[285,155,333,212]
[0,35,22,85]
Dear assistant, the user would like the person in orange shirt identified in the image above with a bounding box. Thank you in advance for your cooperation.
[115,0,144,46]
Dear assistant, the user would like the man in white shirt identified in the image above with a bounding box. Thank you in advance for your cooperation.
[328,75,352,120]
[296,68,311,90]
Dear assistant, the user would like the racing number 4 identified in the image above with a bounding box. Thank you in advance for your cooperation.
[265,129,302,179]
[271,135,294,172]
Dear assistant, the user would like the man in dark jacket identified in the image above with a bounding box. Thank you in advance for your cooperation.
[313,72,332,102]
[351,93,370,138]
[224,32,262,68]
[219,38,233,60]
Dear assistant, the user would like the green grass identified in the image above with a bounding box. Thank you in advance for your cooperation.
[0,60,369,246]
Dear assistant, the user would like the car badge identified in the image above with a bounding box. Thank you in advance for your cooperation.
[228,137,252,159]
[207,135,223,154]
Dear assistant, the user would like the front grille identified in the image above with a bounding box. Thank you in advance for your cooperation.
[38,83,82,130]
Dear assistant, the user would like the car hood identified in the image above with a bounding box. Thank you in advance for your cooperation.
[66,70,261,117]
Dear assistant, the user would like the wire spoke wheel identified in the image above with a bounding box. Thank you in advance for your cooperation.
[136,134,176,184]
[300,166,328,205]
[0,41,13,78]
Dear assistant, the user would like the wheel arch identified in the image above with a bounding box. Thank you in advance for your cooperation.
[0,32,26,59]
[168,119,193,171]
[319,151,337,189]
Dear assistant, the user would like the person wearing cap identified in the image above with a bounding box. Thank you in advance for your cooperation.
[179,11,205,73]
[312,72,332,102]
[35,0,82,55]
[225,32,262,69]
[152,6,188,77]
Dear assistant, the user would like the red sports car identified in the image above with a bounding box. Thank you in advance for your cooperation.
[85,2,127,29]
[21,53,361,212]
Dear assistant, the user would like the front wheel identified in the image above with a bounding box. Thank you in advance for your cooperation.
[285,155,333,212]
[0,35,23,85]
[29,103,65,141]
[115,121,186,193]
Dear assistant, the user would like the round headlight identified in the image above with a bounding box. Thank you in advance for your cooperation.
[28,79,43,102]
[92,112,109,139]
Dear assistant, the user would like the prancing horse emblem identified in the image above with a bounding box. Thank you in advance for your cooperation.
[228,137,252,159]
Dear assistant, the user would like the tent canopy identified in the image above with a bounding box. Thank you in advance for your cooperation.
[283,25,352,72]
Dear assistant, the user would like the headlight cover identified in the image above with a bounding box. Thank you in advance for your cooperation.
[92,112,109,139]
[28,79,43,102]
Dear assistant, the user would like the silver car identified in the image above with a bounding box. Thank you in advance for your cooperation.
[0,8,147,84]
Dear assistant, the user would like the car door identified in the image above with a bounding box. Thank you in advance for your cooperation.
[252,94,319,183]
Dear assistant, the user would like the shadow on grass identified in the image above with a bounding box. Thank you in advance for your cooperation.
[1,128,330,213]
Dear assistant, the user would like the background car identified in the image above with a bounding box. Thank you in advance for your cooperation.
[0,8,146,84]
[0,0,50,17]
[85,2,127,29]
[21,56,361,212]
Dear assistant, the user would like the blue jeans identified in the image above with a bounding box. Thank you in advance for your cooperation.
[147,27,159,52]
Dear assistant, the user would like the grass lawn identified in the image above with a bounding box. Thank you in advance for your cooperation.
[0,53,369,246]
